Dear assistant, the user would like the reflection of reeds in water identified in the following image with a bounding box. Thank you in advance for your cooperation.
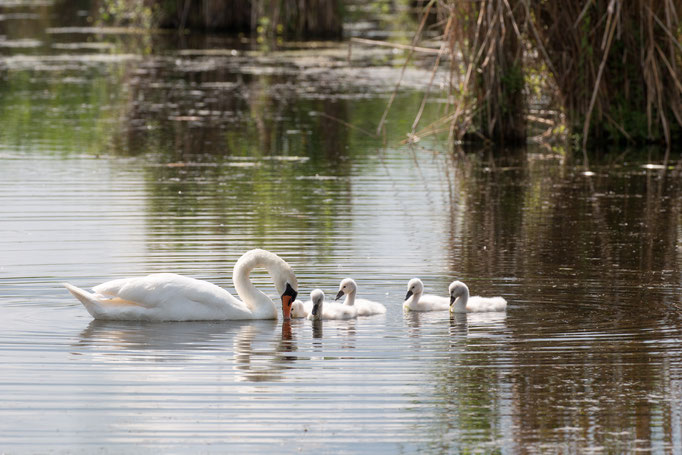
[436,150,682,449]
[445,150,682,307]
[154,0,343,39]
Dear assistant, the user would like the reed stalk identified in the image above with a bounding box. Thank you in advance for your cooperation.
[424,0,682,148]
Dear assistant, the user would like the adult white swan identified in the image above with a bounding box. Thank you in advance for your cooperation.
[63,249,299,321]
[308,289,357,320]
[449,281,507,313]
[335,278,386,316]
[403,278,450,312]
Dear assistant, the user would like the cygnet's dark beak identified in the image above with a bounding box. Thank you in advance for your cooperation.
[404,290,413,301]
[450,295,456,305]
[312,302,320,316]
[335,290,344,301]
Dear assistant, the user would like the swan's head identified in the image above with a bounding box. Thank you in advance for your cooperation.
[405,278,424,300]
[236,249,298,319]
[335,278,357,300]
[279,282,298,320]
[448,281,469,305]
[310,289,325,318]
[274,266,298,320]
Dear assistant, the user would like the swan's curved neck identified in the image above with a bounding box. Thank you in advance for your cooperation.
[452,290,469,312]
[343,289,357,306]
[233,250,285,318]
[411,289,423,305]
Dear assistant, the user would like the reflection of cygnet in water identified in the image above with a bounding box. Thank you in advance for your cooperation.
[312,319,323,340]
[308,289,357,320]
[403,278,450,312]
[449,311,507,342]
[449,281,507,313]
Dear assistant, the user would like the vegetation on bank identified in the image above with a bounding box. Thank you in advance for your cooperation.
[95,0,681,150]
[414,0,681,149]
[98,0,343,39]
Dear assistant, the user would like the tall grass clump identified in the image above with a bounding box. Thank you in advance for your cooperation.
[418,0,682,149]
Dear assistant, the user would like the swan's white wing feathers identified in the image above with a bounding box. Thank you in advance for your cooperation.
[90,273,251,320]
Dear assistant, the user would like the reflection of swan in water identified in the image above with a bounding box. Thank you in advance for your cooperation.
[75,319,258,356]
[76,319,298,382]
[64,249,299,321]
[233,321,297,382]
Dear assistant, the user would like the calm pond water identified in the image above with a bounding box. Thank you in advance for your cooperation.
[2,2,682,454]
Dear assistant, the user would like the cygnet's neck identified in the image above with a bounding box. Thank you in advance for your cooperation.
[343,289,357,306]
[410,289,423,305]
[311,299,323,320]
[451,289,469,313]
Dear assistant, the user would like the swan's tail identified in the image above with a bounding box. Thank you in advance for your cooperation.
[64,283,103,318]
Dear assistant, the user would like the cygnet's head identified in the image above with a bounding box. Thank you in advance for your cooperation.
[335,278,357,300]
[448,281,469,305]
[310,289,325,317]
[404,278,424,301]
[290,300,306,318]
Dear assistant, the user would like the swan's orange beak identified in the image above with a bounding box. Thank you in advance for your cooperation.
[281,283,297,320]
[281,295,293,320]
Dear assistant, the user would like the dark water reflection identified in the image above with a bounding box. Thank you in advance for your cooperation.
[1,1,682,453]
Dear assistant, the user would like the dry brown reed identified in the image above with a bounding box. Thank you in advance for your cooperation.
[529,0,682,150]
[409,0,682,150]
